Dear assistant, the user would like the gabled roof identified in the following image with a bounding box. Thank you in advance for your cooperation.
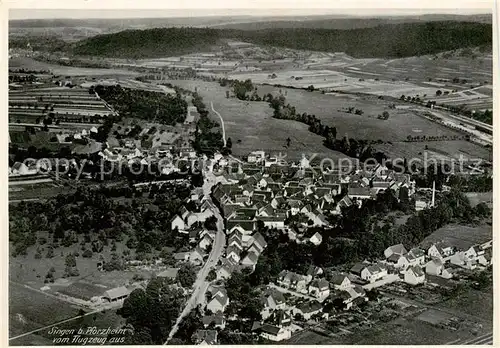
[227,219,255,232]
[260,324,282,335]
[226,245,241,257]
[331,273,350,286]
[104,286,130,300]
[408,247,425,259]
[192,330,217,345]
[251,232,267,250]
[315,187,332,198]
[268,290,286,305]
[386,244,407,257]
[310,278,329,290]
[242,251,259,265]
[202,312,225,326]
[408,265,425,277]
[306,265,323,277]
[297,301,322,313]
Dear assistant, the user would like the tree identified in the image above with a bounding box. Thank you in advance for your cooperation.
[436,90,443,96]
[207,269,216,282]
[177,263,196,288]
[306,85,315,92]
[226,137,232,149]
[286,137,291,147]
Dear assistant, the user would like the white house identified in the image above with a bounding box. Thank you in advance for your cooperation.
[425,258,454,279]
[331,273,352,290]
[259,324,291,342]
[309,232,323,246]
[404,265,426,285]
[360,264,388,283]
[308,279,330,300]
[384,244,407,259]
[207,292,229,314]
[171,215,186,231]
[427,242,454,261]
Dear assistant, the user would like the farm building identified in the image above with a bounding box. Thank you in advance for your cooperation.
[103,286,130,302]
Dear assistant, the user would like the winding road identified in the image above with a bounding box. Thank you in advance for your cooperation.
[210,102,226,147]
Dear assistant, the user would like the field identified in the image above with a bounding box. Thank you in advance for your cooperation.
[9,282,80,338]
[163,79,349,161]
[161,79,491,162]
[9,57,139,77]
[419,223,492,250]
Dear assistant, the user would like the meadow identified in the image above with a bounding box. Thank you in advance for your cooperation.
[163,79,349,161]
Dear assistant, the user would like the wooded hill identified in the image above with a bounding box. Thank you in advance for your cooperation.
[71,21,492,59]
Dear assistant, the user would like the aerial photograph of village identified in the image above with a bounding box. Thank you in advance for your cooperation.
[7,5,494,346]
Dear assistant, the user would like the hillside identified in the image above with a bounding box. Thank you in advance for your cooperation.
[72,21,492,59]
[210,14,492,30]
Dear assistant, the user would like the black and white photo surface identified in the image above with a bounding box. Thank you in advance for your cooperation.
[7,4,494,346]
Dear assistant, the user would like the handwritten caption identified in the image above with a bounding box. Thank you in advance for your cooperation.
[47,326,131,345]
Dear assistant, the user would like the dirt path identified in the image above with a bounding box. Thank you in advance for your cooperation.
[210,102,226,147]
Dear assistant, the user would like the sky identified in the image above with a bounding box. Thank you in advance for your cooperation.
[8,1,493,20]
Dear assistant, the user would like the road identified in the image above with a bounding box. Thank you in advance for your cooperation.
[210,102,226,147]
[164,164,226,344]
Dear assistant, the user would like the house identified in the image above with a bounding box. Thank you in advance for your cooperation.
[267,309,292,328]
[103,286,130,302]
[264,291,287,311]
[331,273,352,290]
[157,267,179,280]
[464,245,485,260]
[360,264,388,283]
[190,247,205,265]
[428,242,454,261]
[425,258,454,279]
[11,161,35,176]
[277,271,308,292]
[198,234,214,250]
[404,265,426,285]
[192,330,218,345]
[306,265,324,283]
[258,216,286,229]
[384,244,408,259]
[347,187,372,203]
[450,251,478,270]
[216,261,234,280]
[225,245,241,263]
[293,301,324,320]
[250,232,268,253]
[271,196,286,209]
[350,261,371,277]
[227,220,255,235]
[406,248,426,266]
[241,252,259,269]
[309,232,323,246]
[202,313,226,329]
[342,285,368,309]
[207,291,229,314]
[248,150,265,163]
[259,324,291,342]
[171,215,186,231]
[308,278,330,300]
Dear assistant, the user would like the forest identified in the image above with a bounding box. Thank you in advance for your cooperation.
[93,85,188,125]
[71,22,492,59]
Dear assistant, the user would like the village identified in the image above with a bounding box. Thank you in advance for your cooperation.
[68,147,490,345]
